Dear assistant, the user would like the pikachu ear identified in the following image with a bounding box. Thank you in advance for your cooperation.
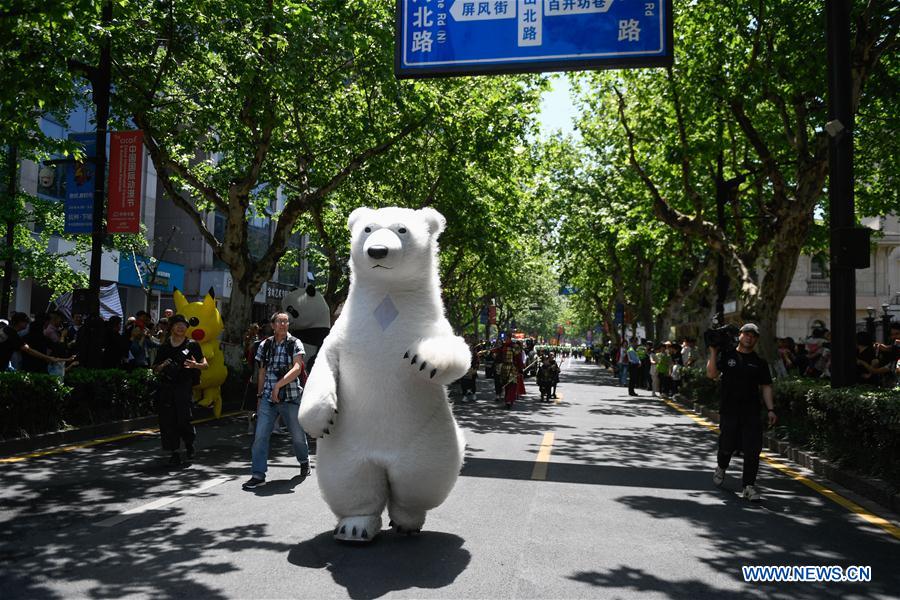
[173,288,187,312]
[203,288,216,311]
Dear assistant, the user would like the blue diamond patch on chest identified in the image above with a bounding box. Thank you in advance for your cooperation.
[373,294,399,331]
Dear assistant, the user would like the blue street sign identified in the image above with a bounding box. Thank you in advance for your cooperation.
[396,0,672,78]
[65,133,96,234]
[118,255,186,293]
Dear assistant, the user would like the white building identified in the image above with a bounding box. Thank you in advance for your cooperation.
[777,215,900,341]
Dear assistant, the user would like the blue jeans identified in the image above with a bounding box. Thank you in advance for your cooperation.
[618,365,628,385]
[250,396,309,479]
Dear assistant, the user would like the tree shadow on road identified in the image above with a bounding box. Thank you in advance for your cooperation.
[568,565,747,600]
[0,416,282,599]
[1,506,295,600]
[288,530,470,599]
[451,378,575,437]
[594,492,900,599]
[550,422,714,471]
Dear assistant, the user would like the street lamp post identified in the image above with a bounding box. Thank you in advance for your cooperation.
[826,0,856,388]
[881,304,893,345]
[865,306,876,340]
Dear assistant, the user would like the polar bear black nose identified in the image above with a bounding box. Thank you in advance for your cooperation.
[367,246,389,259]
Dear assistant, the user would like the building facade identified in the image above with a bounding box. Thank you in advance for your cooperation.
[9,109,309,323]
[777,215,900,342]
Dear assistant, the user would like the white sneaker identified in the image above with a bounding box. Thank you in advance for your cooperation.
[742,485,761,502]
[713,466,725,487]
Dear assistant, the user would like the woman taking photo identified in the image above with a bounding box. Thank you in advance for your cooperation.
[153,314,207,466]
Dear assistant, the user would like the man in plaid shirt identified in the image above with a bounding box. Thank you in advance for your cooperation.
[243,312,310,490]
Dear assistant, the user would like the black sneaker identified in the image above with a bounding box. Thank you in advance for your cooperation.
[242,476,266,490]
[299,462,311,477]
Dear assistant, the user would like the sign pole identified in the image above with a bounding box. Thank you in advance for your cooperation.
[1,144,17,317]
[86,0,112,318]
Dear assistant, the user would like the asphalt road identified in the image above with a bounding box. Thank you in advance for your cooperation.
[1,358,898,599]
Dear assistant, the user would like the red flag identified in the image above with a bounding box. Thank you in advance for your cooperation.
[107,131,143,233]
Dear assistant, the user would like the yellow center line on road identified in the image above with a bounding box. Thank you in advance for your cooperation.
[660,396,900,542]
[0,411,247,464]
[531,432,555,480]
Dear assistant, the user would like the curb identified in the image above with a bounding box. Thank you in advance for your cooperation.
[0,400,248,459]
[671,394,900,515]
[0,415,159,457]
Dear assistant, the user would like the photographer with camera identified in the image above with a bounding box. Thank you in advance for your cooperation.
[152,314,207,466]
[706,323,776,502]
[243,312,310,490]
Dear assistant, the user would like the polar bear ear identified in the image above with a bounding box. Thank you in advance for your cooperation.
[420,207,446,236]
[348,207,373,231]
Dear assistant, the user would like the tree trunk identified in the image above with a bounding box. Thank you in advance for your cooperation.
[639,263,655,341]
[221,275,265,349]
[741,210,811,364]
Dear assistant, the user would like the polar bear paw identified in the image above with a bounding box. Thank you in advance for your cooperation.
[388,505,426,535]
[403,337,469,385]
[297,392,337,439]
[333,515,382,543]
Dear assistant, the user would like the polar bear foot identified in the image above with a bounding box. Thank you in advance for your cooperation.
[333,515,381,543]
[388,506,426,536]
[389,520,423,536]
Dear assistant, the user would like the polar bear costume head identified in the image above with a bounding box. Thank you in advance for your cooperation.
[347,206,446,288]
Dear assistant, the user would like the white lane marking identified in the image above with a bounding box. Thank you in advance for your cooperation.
[95,476,231,527]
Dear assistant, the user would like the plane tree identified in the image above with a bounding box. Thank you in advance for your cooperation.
[574,0,898,358]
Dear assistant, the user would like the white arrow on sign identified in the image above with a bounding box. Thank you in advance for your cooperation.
[450,0,517,22]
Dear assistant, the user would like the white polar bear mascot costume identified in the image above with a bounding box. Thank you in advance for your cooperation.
[298,206,470,543]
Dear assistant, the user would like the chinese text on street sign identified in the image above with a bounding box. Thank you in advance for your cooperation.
[107,130,144,234]
[396,0,672,78]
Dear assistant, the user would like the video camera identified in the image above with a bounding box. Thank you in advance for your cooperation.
[160,345,192,382]
[703,324,740,349]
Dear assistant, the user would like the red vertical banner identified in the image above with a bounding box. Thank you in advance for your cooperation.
[107,130,143,233]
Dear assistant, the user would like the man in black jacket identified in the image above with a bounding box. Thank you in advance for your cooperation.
[707,323,776,502]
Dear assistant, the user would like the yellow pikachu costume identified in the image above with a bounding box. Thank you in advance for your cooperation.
[173,288,228,417]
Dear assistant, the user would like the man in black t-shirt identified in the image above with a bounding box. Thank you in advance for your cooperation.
[707,323,776,502]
